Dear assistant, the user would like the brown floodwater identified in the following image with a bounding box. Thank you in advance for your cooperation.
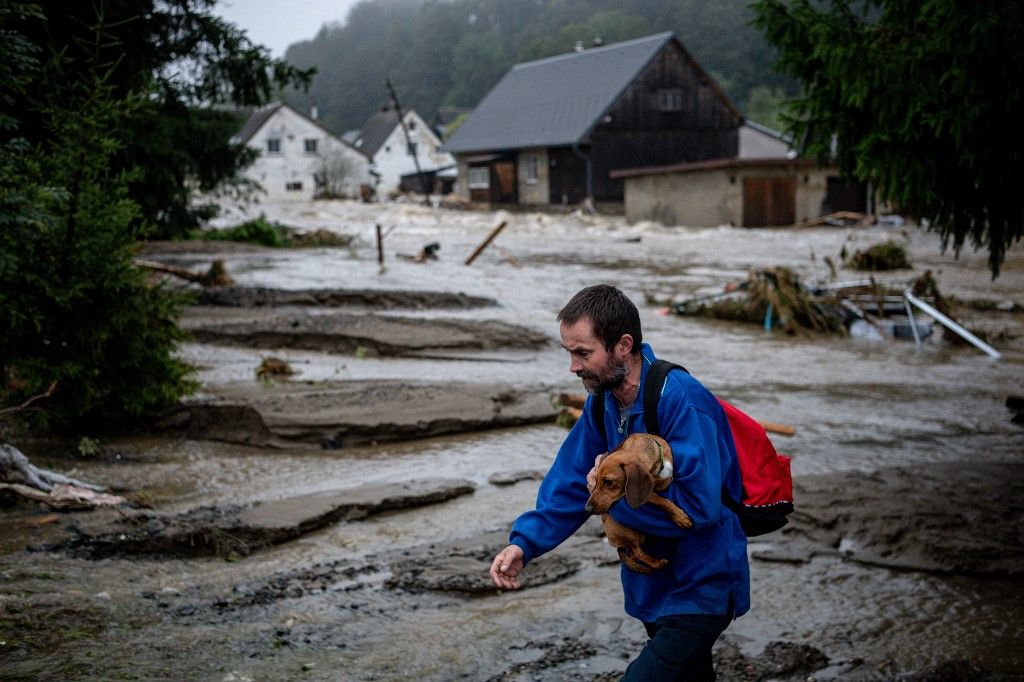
[2,201,1022,680]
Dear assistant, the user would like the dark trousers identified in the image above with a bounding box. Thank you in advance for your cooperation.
[620,612,732,682]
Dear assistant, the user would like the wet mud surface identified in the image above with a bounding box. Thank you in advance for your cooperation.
[193,286,498,310]
[3,201,1023,680]
[186,310,550,357]
[150,380,559,447]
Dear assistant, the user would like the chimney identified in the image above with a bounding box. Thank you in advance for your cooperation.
[310,104,319,121]
[574,40,584,53]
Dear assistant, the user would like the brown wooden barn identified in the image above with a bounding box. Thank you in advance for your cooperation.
[440,32,741,207]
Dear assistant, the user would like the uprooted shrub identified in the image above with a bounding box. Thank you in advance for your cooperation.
[848,240,912,271]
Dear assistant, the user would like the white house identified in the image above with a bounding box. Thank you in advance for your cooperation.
[232,102,373,202]
[353,103,454,195]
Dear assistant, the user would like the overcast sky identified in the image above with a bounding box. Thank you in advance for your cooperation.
[214,0,362,57]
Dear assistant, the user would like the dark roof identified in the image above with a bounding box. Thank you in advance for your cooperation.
[440,32,739,154]
[232,102,283,144]
[232,102,369,158]
[356,103,402,157]
[610,156,820,179]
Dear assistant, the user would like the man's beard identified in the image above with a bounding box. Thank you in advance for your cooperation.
[577,357,628,395]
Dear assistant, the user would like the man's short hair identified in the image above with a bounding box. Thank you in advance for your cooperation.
[557,284,642,355]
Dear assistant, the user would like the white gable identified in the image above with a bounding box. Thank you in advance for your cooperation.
[242,105,373,202]
[370,110,455,194]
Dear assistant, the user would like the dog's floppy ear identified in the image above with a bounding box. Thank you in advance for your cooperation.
[623,460,654,508]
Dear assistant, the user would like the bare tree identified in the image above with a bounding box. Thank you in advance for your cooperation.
[313,148,357,199]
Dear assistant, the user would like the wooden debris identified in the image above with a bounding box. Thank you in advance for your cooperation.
[1,481,125,509]
[255,357,296,381]
[795,211,873,228]
[136,258,234,287]
[464,220,508,265]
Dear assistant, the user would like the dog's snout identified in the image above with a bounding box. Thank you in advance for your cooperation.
[584,502,595,514]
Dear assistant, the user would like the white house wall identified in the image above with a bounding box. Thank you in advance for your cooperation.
[371,111,454,194]
[245,106,372,202]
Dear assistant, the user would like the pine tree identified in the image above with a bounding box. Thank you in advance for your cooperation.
[752,0,1024,277]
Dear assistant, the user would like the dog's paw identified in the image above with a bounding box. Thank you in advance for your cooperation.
[670,509,694,529]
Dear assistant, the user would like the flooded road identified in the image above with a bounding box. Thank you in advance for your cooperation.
[2,200,1022,680]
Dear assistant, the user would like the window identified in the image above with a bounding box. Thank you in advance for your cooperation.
[468,166,489,189]
[408,120,416,130]
[657,88,683,112]
[525,156,539,184]
[285,181,303,191]
[266,138,281,154]
[304,138,318,153]
[406,142,418,156]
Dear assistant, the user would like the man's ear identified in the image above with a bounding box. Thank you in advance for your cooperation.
[616,333,634,357]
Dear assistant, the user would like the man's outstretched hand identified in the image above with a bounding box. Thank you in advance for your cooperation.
[489,544,525,590]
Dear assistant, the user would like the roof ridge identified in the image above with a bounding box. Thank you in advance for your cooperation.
[511,31,674,70]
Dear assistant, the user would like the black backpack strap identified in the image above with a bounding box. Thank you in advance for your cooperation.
[591,390,606,442]
[642,359,689,437]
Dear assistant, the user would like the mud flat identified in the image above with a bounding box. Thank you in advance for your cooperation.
[193,286,498,310]
[44,479,476,559]
[186,310,550,357]
[757,461,1024,578]
[153,380,559,447]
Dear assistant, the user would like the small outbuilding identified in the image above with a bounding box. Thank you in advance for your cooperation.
[611,157,868,227]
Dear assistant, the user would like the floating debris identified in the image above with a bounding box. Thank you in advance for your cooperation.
[255,357,296,382]
[847,240,912,271]
[672,267,847,336]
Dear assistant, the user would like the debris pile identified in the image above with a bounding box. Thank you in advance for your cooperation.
[847,240,912,271]
[667,269,1003,357]
[672,267,846,335]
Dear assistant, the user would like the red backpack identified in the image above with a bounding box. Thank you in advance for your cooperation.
[594,359,794,536]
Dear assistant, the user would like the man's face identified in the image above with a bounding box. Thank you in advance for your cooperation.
[559,318,629,394]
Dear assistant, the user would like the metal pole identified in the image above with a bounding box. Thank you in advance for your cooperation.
[904,290,1000,358]
[385,78,428,195]
[903,296,922,348]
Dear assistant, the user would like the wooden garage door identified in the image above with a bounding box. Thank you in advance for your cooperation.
[743,176,796,227]
[493,161,517,203]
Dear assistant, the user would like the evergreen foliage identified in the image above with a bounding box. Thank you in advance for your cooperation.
[281,0,797,136]
[2,0,313,239]
[752,0,1024,277]
[1,65,195,424]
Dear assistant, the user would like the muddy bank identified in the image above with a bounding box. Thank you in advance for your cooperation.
[193,286,498,310]
[186,310,550,358]
[759,461,1024,578]
[153,380,559,447]
[42,479,476,559]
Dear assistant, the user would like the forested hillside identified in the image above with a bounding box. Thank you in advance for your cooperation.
[281,0,796,136]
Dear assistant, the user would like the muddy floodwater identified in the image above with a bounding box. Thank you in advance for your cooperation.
[2,200,1023,681]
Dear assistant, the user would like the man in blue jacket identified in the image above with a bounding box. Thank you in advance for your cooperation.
[489,284,749,681]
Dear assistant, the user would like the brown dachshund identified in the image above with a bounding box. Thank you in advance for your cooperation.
[585,433,692,574]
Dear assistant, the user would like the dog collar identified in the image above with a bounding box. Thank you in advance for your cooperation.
[654,440,673,480]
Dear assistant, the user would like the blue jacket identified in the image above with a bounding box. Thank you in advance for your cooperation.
[509,344,750,623]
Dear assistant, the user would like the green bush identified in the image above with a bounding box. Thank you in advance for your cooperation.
[195,216,291,247]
